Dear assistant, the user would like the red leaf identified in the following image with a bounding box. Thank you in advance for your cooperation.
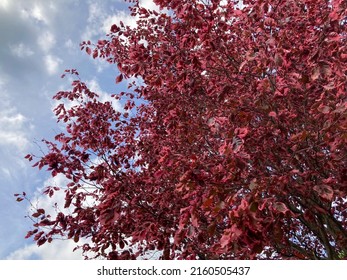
[24,154,33,161]
[119,240,125,249]
[37,237,47,247]
[73,234,79,243]
[32,212,41,218]
[329,11,339,21]
[268,111,277,118]
[92,50,97,59]
[116,74,123,84]
[234,127,248,139]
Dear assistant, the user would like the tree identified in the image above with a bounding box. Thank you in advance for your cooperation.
[18,0,347,259]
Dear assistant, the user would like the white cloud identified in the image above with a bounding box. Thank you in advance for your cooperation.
[44,54,62,75]
[64,38,75,50]
[87,78,122,112]
[32,4,47,23]
[81,2,104,41]
[37,31,56,52]
[0,110,30,151]
[10,42,34,58]
[139,0,161,11]
[0,129,28,149]
[20,3,49,25]
[101,0,164,35]
[0,95,32,183]
[102,11,137,34]
[6,239,84,260]
[0,0,10,10]
[83,1,157,41]
[0,74,8,88]
[1,167,11,178]
[87,2,103,24]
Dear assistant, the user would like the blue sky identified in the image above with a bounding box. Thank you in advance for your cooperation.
[0,0,158,260]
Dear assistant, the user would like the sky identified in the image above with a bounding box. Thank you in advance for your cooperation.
[0,0,159,260]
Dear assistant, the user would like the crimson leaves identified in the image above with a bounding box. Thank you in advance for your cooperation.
[20,0,346,259]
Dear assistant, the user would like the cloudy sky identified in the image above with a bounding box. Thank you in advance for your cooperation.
[0,0,159,260]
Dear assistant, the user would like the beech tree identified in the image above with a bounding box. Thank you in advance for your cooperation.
[19,0,347,259]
